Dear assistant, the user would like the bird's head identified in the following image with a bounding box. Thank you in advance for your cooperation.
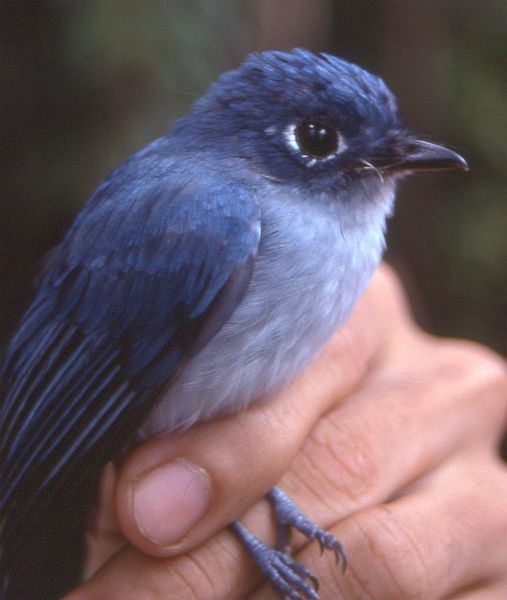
[173,49,467,198]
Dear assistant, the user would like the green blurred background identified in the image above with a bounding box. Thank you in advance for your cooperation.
[1,0,506,355]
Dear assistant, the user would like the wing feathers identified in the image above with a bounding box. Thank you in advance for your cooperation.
[1,162,261,536]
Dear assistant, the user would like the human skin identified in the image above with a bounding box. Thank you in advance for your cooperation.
[65,264,507,599]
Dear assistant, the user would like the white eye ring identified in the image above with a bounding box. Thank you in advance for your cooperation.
[283,123,348,167]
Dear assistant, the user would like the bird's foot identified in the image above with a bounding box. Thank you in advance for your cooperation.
[267,486,347,571]
[231,486,346,598]
[231,520,320,599]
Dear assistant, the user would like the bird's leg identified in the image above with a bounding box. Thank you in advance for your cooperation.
[272,512,292,554]
[267,486,347,570]
[230,520,320,600]
[230,487,346,599]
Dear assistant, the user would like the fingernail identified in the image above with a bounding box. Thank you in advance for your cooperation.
[132,458,212,546]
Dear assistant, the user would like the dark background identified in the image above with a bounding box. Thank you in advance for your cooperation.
[1,0,506,355]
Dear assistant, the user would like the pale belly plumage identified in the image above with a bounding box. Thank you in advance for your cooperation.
[139,182,394,437]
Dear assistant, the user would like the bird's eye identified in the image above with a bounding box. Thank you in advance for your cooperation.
[294,120,339,158]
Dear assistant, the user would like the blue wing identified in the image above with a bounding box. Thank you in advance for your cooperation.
[0,139,261,525]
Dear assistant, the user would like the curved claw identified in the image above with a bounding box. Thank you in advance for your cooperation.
[335,543,347,573]
[300,565,319,592]
[268,486,348,578]
[311,574,319,591]
[231,520,322,600]
[276,551,320,598]
[313,530,347,572]
[318,538,324,556]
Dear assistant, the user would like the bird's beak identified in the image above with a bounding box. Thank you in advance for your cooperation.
[371,139,468,174]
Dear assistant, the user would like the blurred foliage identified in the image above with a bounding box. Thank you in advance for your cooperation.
[442,1,507,351]
[1,0,506,353]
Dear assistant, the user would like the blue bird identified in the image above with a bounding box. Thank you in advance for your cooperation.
[0,49,467,599]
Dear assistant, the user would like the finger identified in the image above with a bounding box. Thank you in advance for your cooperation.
[66,516,268,600]
[272,330,507,533]
[72,486,318,600]
[84,463,127,577]
[253,454,507,599]
[449,582,507,600]
[68,446,507,600]
[113,265,404,557]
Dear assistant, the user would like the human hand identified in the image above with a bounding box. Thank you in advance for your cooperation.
[66,264,507,599]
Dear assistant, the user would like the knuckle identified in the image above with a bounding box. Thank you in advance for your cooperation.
[427,338,507,402]
[448,342,507,406]
[473,357,507,397]
[324,324,370,392]
[349,506,438,600]
[166,558,218,600]
[442,340,506,383]
[304,415,381,504]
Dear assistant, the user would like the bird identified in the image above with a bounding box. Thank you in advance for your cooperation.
[0,48,467,599]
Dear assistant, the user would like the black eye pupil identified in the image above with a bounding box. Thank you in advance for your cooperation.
[295,120,338,158]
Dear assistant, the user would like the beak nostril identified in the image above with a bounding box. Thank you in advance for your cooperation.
[369,139,468,173]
